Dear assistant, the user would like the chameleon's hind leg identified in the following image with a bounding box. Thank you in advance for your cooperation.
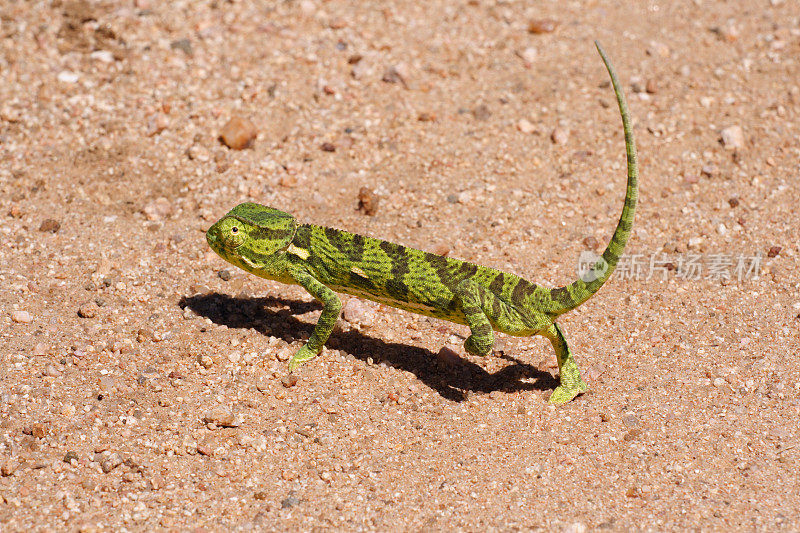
[541,322,588,404]
[454,280,532,357]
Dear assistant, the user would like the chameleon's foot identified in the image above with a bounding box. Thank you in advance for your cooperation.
[287,346,319,372]
[464,335,492,357]
[548,380,588,405]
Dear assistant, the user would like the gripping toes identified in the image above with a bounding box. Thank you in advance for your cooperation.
[464,334,493,356]
[543,323,588,405]
[549,378,588,405]
[287,345,319,372]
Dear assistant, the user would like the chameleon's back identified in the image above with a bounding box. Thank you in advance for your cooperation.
[289,223,542,326]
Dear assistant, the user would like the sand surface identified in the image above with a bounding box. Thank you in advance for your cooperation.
[1,1,799,531]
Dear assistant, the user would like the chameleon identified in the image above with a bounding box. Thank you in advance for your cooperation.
[206,42,638,404]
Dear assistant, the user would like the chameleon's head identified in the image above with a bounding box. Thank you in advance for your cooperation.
[206,203,297,273]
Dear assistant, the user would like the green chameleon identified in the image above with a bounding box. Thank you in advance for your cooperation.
[206,42,638,404]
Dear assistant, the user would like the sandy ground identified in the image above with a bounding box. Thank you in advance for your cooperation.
[1,0,799,531]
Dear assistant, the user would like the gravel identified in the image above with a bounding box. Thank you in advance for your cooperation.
[10,310,33,324]
[219,116,257,150]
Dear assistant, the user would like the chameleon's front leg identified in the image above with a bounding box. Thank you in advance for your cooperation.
[286,267,342,371]
[453,280,495,356]
[541,323,588,404]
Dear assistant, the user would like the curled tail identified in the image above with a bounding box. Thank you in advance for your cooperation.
[548,41,639,315]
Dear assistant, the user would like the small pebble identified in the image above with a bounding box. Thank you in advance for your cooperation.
[197,354,214,369]
[255,373,270,393]
[582,236,599,250]
[146,113,169,136]
[623,427,643,442]
[437,346,461,365]
[1,460,18,477]
[720,125,744,150]
[767,246,782,258]
[170,38,192,56]
[11,310,33,324]
[203,405,239,427]
[57,71,79,83]
[712,23,739,42]
[342,299,375,328]
[432,243,450,256]
[279,175,298,188]
[220,116,257,150]
[728,197,740,208]
[517,118,535,134]
[98,376,116,392]
[471,105,491,121]
[143,197,173,221]
[645,78,658,94]
[351,59,373,80]
[190,284,211,296]
[63,451,79,464]
[700,164,717,177]
[98,452,123,473]
[551,126,569,145]
[357,187,379,216]
[417,111,436,122]
[381,64,408,86]
[281,375,299,388]
[30,423,46,439]
[78,301,99,319]
[90,50,114,63]
[136,328,153,343]
[320,142,336,152]
[622,412,640,428]
[562,522,587,533]
[186,145,210,162]
[218,269,232,281]
[528,19,558,34]
[519,47,537,64]
[39,219,61,233]
[275,347,292,362]
[281,493,301,508]
[33,343,49,356]
[196,443,213,456]
[329,17,347,29]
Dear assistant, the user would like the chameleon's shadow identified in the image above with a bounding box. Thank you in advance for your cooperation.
[179,293,558,402]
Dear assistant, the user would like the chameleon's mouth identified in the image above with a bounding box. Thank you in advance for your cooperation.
[206,226,224,256]
[205,228,217,249]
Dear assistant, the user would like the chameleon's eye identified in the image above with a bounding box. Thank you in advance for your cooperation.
[219,219,246,249]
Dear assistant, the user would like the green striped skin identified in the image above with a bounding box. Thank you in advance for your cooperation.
[205,42,637,404]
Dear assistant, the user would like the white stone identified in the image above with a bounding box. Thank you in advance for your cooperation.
[720,125,744,149]
[57,71,80,83]
[90,51,115,63]
[520,47,537,63]
[517,118,535,134]
[11,310,33,324]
